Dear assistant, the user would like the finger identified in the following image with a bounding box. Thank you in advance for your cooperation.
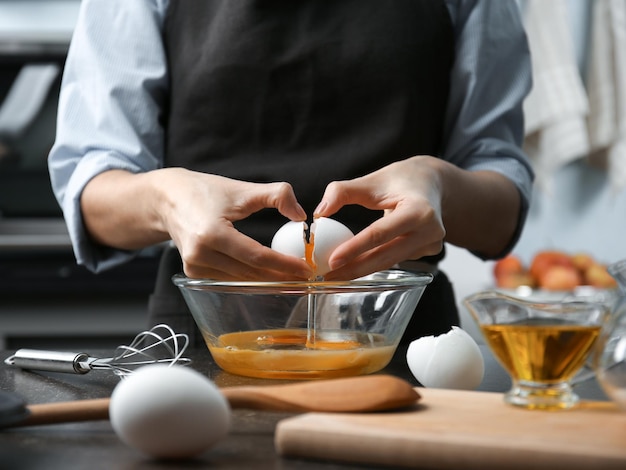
[184,249,313,281]
[329,203,439,267]
[324,237,443,281]
[222,231,313,277]
[182,226,313,280]
[184,261,311,282]
[313,175,394,217]
[241,181,307,221]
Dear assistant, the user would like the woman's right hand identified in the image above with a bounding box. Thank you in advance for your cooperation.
[81,168,313,281]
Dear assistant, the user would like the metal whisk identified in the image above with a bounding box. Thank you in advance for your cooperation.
[4,324,191,379]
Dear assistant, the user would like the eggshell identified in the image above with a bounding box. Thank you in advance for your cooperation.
[271,217,354,277]
[109,365,231,459]
[406,326,484,390]
[270,220,307,260]
[310,217,354,276]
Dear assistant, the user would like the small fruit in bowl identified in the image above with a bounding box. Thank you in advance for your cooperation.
[585,263,618,289]
[529,250,575,283]
[493,250,617,291]
[493,254,535,289]
[495,271,536,289]
[571,252,596,273]
[538,265,582,291]
[493,254,524,278]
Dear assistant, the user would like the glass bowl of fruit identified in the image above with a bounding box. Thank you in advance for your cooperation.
[493,250,618,304]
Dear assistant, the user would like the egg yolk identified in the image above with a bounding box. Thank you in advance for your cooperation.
[304,229,317,274]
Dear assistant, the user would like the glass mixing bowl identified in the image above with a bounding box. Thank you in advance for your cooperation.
[173,269,432,379]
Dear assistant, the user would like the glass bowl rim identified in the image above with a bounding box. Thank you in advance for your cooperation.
[464,290,612,315]
[172,269,433,292]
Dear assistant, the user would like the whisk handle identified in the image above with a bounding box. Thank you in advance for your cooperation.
[5,349,92,374]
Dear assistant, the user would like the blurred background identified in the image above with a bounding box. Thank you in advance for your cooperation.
[0,0,157,349]
[0,0,624,348]
[443,0,626,341]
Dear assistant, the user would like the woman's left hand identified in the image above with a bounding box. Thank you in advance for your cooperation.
[313,156,446,280]
[314,155,522,281]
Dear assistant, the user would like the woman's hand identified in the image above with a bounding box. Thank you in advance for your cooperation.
[313,157,446,280]
[81,168,314,281]
[162,169,314,280]
[314,156,521,281]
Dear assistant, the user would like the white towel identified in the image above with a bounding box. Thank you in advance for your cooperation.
[522,0,590,190]
[587,0,626,193]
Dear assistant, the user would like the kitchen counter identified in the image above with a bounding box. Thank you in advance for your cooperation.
[0,344,610,470]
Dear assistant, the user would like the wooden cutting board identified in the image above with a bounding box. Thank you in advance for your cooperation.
[275,387,626,469]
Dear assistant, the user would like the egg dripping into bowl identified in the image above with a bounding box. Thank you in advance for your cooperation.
[271,217,355,349]
[271,217,355,279]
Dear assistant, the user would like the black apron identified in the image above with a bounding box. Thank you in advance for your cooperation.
[150,0,459,346]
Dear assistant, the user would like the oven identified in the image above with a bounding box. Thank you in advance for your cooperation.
[0,1,160,349]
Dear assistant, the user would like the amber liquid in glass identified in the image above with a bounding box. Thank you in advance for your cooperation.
[480,319,601,383]
[206,328,396,379]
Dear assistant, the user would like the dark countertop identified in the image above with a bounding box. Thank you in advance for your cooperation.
[0,344,610,470]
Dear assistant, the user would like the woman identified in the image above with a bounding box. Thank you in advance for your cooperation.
[49,0,534,344]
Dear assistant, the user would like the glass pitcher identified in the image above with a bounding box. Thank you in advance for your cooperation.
[464,291,610,409]
[597,259,626,409]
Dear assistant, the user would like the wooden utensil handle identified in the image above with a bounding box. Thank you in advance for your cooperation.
[222,388,309,412]
[23,398,110,426]
[12,375,419,427]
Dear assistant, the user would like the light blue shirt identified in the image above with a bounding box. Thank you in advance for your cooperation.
[49,0,534,273]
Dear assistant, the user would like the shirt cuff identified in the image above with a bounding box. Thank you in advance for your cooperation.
[62,150,146,273]
[462,154,533,261]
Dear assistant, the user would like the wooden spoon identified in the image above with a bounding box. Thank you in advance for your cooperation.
[13,374,419,427]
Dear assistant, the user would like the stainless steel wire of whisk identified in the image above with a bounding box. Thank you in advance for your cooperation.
[4,324,191,379]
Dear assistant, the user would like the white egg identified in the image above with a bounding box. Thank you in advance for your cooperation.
[270,220,307,260]
[109,365,231,459]
[271,217,354,277]
[309,217,354,276]
[406,326,484,390]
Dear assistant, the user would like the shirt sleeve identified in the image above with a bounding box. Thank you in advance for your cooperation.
[444,0,535,259]
[48,0,170,272]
